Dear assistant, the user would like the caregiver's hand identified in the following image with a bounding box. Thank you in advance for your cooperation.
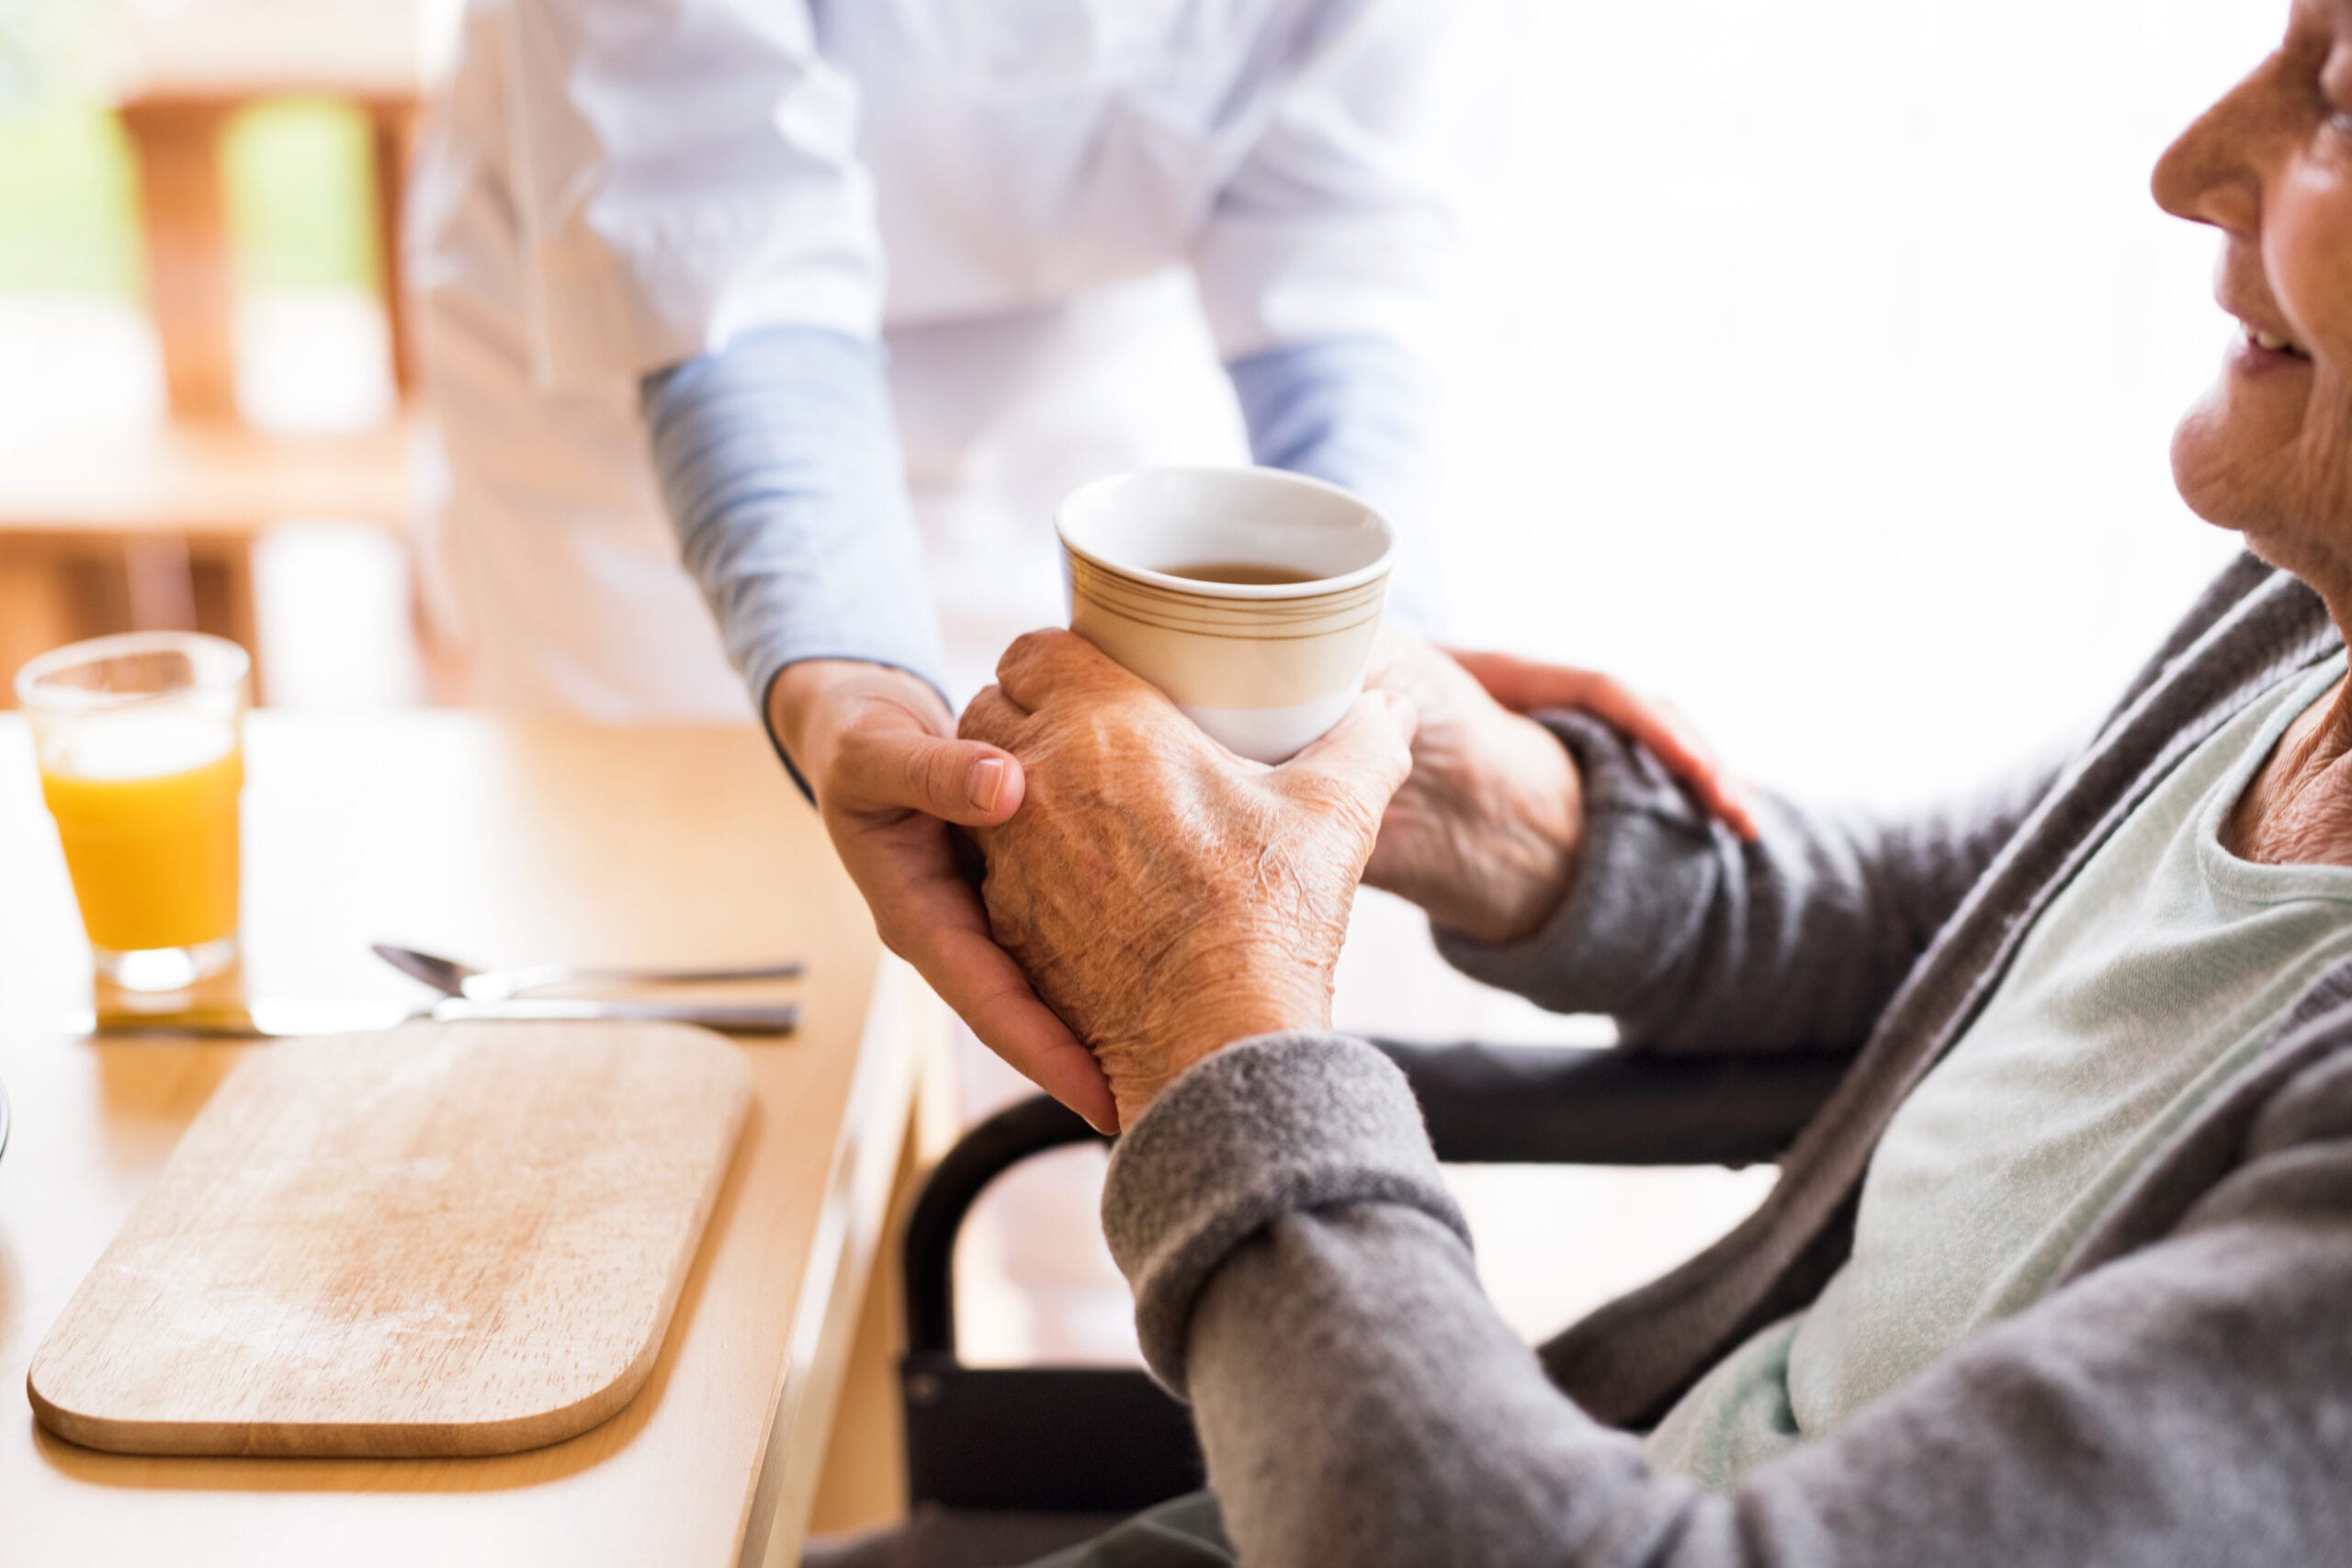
[1362,632,1757,945]
[960,632,1417,1131]
[769,659,1116,1132]
[1450,645,1758,839]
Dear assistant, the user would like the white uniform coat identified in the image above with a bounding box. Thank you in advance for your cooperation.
[407,0,1468,716]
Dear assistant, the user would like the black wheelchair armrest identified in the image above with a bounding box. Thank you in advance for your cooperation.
[898,1038,1849,1515]
[1387,1038,1850,1168]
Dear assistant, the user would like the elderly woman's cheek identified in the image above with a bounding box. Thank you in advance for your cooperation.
[2274,162,2352,353]
[2274,168,2352,511]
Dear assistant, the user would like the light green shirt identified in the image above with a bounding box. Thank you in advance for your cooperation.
[1647,654,2352,1487]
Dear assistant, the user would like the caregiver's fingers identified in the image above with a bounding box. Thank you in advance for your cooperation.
[824,694,1027,828]
[1449,650,1761,840]
[882,875,1120,1134]
[1587,688,1760,842]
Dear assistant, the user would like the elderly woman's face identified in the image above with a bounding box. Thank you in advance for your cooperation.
[2155,0,2352,563]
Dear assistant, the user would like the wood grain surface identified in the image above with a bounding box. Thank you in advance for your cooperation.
[0,715,929,1566]
[28,1022,752,1458]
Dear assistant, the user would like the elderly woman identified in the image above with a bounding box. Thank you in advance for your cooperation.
[928,4,2352,1563]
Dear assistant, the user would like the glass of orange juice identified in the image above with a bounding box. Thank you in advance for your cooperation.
[16,632,250,992]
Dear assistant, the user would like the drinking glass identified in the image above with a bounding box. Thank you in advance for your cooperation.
[16,632,250,992]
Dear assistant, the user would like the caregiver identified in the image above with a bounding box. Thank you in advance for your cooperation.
[404,0,1746,1128]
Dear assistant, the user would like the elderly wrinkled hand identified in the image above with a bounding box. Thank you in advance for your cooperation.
[1361,630,1757,944]
[959,631,1418,1129]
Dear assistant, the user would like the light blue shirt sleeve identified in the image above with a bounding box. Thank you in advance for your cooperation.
[640,325,1444,802]
[640,325,948,795]
[1227,334,1448,633]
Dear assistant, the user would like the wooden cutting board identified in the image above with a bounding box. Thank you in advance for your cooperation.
[28,1021,752,1458]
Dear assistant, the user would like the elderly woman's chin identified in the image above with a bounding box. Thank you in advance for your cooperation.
[2169,364,2352,583]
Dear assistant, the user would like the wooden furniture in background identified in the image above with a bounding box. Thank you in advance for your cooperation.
[0,715,936,1562]
[109,0,431,407]
[118,96,240,422]
[116,91,421,414]
[29,1022,752,1459]
[0,2,432,702]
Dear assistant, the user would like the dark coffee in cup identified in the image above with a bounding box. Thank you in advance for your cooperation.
[1164,560,1321,587]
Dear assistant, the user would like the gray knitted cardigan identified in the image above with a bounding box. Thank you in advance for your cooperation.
[1102,554,2352,1566]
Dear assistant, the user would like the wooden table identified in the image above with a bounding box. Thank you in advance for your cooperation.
[0,714,936,1564]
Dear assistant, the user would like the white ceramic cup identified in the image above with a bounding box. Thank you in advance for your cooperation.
[1056,466,1396,763]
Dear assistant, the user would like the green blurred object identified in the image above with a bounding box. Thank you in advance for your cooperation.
[224,98,379,293]
[0,102,139,295]
[0,96,375,299]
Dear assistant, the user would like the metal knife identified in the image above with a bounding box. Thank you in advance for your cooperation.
[73,997,801,1040]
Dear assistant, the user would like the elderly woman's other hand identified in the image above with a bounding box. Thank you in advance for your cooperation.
[1362,632,1756,945]
[959,631,1417,1129]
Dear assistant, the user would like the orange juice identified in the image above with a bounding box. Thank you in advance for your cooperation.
[39,718,243,953]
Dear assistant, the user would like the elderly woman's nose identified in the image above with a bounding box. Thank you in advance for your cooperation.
[2153,70,2272,234]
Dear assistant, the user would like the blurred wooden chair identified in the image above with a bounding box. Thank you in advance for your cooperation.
[0,0,431,704]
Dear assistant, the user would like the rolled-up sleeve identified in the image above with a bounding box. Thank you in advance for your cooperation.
[498,0,884,387]
[1227,335,1446,628]
[1192,0,1474,363]
[641,326,947,778]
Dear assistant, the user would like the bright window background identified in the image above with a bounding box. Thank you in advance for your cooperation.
[1431,0,2273,810]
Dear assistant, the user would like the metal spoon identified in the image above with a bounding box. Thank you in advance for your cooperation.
[78,996,801,1039]
[373,942,805,1003]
